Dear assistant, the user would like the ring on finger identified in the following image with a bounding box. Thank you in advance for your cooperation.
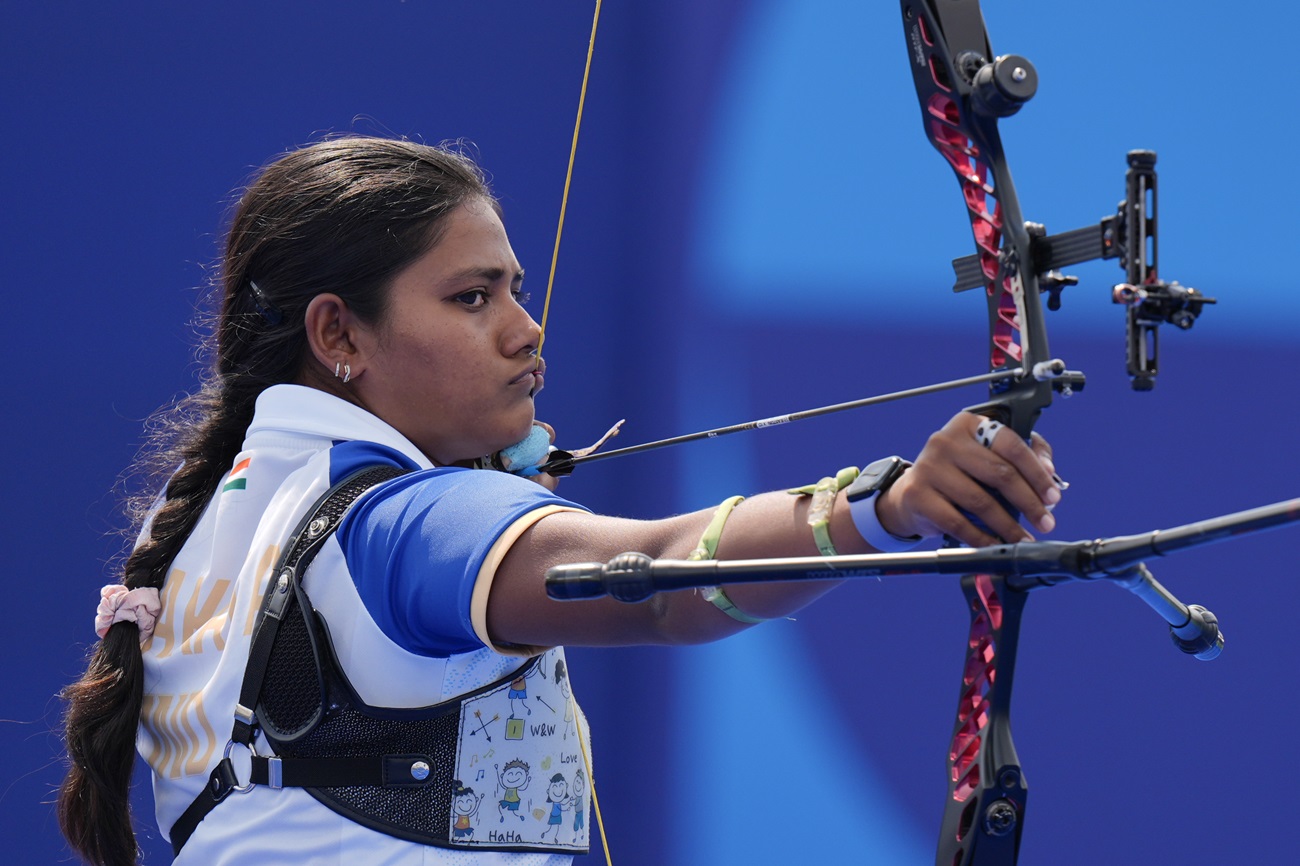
[974,418,1004,449]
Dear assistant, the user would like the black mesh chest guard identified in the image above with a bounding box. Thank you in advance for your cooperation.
[172,465,588,858]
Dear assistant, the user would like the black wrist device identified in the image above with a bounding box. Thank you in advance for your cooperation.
[845,455,912,502]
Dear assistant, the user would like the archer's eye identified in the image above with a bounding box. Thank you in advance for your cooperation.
[456,289,489,308]
[514,289,532,306]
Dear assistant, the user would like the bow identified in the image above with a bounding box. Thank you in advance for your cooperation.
[899,5,1055,862]
[898,2,1207,862]
[528,4,1293,864]
[532,4,1285,864]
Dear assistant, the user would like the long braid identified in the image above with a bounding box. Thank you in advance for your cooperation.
[58,381,254,865]
[57,136,494,865]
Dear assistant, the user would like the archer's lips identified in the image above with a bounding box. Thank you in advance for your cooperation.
[511,359,546,393]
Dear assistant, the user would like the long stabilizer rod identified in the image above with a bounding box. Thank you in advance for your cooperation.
[546,497,1299,659]
[546,498,1299,598]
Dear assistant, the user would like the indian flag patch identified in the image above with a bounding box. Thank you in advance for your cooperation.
[223,458,252,492]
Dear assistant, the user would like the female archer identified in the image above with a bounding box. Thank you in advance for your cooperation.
[59,136,1061,865]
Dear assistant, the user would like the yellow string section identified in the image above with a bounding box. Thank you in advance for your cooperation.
[544,4,613,864]
[534,0,603,370]
[572,684,613,866]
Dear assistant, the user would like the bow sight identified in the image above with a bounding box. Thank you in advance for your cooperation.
[947,131,1216,392]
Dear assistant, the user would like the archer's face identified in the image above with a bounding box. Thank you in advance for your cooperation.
[352,198,542,465]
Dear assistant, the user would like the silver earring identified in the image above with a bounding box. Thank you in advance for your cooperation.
[334,362,342,379]
[343,364,352,384]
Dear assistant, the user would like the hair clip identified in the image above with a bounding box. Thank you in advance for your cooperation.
[247,280,283,325]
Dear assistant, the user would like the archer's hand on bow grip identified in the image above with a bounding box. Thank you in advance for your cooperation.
[876,411,1062,548]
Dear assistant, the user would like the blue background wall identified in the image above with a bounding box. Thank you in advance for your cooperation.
[3,2,1297,864]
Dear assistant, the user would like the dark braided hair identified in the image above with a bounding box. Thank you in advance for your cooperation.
[58,136,495,865]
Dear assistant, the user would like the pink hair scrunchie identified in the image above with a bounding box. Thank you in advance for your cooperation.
[95,584,162,642]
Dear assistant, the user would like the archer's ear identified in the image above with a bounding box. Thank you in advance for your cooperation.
[302,294,375,379]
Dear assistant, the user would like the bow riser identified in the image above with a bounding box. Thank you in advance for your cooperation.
[938,573,1030,864]
[903,1,1053,439]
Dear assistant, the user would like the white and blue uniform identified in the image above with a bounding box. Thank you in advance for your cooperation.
[139,385,590,865]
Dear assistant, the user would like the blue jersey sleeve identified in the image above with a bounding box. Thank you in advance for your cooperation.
[334,450,587,658]
[326,439,423,484]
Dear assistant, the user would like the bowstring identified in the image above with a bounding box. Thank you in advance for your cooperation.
[534,0,604,371]
[572,681,613,865]
[540,4,614,865]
